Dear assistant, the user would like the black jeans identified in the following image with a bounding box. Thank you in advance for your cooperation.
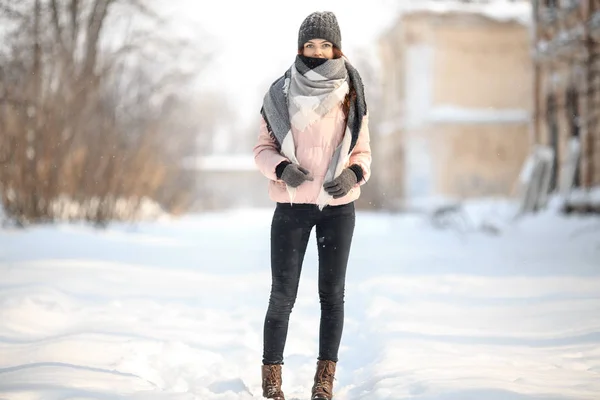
[262,201,356,364]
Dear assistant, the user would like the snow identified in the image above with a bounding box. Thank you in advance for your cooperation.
[1,200,599,399]
[49,196,169,222]
[0,196,168,225]
[396,0,532,26]
[182,155,257,172]
[564,186,600,206]
[427,106,530,124]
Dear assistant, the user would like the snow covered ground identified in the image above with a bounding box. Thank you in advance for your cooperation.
[0,200,599,400]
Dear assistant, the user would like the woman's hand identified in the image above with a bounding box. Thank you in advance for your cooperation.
[278,162,314,188]
[323,168,358,198]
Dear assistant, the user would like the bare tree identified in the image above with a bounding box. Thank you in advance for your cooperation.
[0,0,212,226]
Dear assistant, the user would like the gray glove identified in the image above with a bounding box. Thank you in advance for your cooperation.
[280,163,314,188]
[323,168,357,199]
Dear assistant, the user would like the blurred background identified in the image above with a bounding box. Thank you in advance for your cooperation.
[1,1,600,399]
[1,0,598,225]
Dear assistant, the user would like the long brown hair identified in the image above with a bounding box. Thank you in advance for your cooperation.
[297,46,356,120]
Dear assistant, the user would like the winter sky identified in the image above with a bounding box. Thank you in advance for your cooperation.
[154,0,400,128]
[149,0,531,134]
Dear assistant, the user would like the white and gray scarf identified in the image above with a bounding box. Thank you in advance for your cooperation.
[260,55,367,208]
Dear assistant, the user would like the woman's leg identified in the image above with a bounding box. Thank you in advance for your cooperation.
[262,203,315,364]
[315,202,356,362]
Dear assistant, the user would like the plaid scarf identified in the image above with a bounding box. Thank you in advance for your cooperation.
[260,55,367,207]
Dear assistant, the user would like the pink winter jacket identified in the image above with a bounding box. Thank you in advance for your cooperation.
[253,102,371,207]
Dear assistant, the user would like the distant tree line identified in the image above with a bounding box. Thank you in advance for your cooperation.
[0,0,211,226]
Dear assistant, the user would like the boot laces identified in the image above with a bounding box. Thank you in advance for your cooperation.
[264,366,282,396]
[314,362,335,394]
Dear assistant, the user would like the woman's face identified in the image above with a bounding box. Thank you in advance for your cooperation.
[302,39,334,59]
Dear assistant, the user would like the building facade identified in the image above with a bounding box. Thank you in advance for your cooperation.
[376,2,533,207]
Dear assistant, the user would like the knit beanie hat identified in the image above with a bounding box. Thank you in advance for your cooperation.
[297,11,342,50]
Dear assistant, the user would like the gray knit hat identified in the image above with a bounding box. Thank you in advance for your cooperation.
[297,11,342,50]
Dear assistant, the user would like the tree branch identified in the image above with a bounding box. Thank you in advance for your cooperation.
[0,1,27,19]
[50,0,70,62]
[119,0,164,24]
[82,0,114,77]
[69,0,80,48]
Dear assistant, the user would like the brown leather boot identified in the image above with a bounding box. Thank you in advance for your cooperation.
[311,360,336,400]
[261,364,285,399]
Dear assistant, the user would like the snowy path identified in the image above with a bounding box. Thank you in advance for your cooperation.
[0,204,599,399]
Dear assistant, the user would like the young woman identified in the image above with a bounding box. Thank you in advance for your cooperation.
[253,10,372,400]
